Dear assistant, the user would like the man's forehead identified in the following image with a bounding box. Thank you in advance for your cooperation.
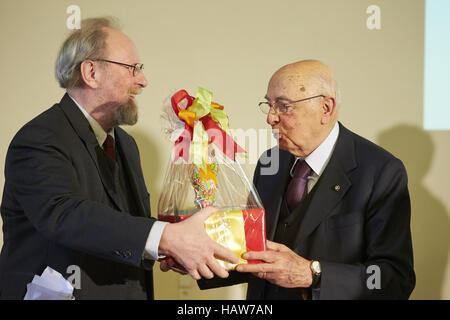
[105,29,133,47]
[103,27,138,59]
[267,61,334,98]
[267,73,310,98]
[270,73,307,86]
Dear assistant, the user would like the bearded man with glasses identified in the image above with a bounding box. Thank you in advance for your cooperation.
[0,17,238,300]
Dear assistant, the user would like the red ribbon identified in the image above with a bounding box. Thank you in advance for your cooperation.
[170,89,246,163]
[171,90,194,162]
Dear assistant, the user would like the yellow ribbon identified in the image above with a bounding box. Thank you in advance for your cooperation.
[200,164,218,185]
[190,121,209,173]
[189,88,230,133]
[185,87,231,172]
[178,109,196,128]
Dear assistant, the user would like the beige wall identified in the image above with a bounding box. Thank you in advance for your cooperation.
[0,0,448,299]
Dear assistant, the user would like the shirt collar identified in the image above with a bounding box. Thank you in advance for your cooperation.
[290,122,339,177]
[68,94,115,147]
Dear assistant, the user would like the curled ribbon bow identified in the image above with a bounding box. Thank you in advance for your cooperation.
[171,87,246,173]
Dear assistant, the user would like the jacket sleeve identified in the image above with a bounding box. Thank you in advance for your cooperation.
[319,158,415,299]
[4,123,155,267]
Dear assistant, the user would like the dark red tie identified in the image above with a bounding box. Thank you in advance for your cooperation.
[286,160,312,212]
[103,134,116,161]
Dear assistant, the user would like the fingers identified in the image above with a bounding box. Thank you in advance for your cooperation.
[242,250,275,263]
[235,262,270,273]
[198,264,215,279]
[181,253,231,280]
[206,257,229,279]
[186,260,227,280]
[160,259,170,272]
[167,258,188,275]
[159,207,242,280]
[213,242,240,265]
[159,258,188,274]
[188,269,201,281]
[250,271,272,281]
[194,206,219,221]
[266,240,289,252]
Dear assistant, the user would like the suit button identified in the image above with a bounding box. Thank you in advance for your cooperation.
[114,250,121,256]
[125,250,132,258]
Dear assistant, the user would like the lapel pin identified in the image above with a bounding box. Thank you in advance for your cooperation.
[334,185,341,192]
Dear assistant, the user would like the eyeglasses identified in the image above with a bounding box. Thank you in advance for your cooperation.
[91,59,144,77]
[258,95,325,114]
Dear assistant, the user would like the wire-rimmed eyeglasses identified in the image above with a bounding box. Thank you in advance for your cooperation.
[91,59,144,77]
[258,95,325,114]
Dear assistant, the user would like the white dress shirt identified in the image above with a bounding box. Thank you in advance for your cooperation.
[290,122,340,193]
[69,95,166,260]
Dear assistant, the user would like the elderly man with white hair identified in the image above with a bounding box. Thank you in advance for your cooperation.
[197,60,415,300]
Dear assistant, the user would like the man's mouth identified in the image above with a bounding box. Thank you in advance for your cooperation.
[129,88,142,101]
[272,129,281,140]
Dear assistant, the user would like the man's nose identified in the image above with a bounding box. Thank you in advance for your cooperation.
[266,110,279,126]
[136,71,148,88]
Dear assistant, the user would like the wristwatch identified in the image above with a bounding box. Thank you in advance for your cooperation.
[310,260,322,288]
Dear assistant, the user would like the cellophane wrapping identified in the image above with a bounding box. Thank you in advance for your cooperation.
[158,87,266,270]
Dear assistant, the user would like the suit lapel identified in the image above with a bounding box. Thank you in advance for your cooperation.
[58,94,124,211]
[115,129,148,218]
[294,123,357,249]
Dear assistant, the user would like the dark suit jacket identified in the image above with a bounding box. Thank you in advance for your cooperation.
[0,94,155,299]
[199,122,415,300]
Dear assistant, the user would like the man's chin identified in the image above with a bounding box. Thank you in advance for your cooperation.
[116,101,138,126]
[278,142,289,152]
[278,140,304,157]
[276,138,290,152]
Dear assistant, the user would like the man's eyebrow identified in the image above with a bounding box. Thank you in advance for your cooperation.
[264,95,291,101]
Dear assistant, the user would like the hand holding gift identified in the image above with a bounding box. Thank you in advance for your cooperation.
[158,207,239,280]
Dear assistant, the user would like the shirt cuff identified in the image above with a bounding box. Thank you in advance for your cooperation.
[143,221,168,260]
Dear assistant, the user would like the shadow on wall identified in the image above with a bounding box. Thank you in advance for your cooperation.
[377,124,450,300]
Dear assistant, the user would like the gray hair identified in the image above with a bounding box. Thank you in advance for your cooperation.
[315,71,342,109]
[55,17,119,88]
[335,81,342,108]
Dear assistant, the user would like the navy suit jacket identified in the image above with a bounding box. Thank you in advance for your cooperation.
[199,122,415,299]
[0,94,155,299]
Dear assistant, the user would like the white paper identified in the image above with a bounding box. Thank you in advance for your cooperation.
[24,266,74,300]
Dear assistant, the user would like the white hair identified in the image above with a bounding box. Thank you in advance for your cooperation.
[55,17,119,88]
[335,80,342,108]
[315,72,342,109]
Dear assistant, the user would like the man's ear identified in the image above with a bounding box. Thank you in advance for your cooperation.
[321,96,337,125]
[80,60,100,89]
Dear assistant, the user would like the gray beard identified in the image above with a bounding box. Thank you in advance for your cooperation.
[115,99,138,126]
